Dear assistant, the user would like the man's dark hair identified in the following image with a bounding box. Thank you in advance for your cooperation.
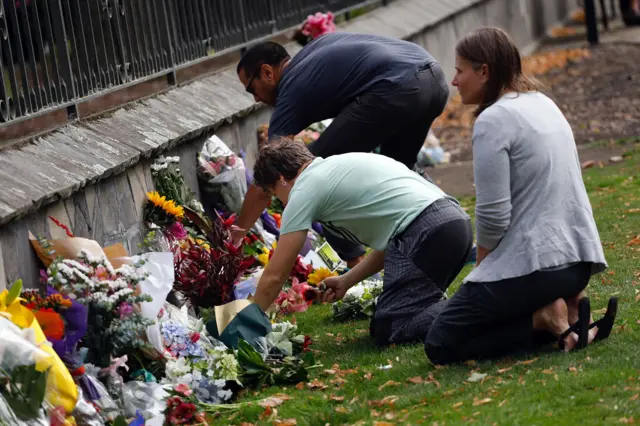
[253,137,315,190]
[237,42,291,77]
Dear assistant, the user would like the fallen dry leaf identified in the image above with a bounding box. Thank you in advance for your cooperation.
[542,369,554,374]
[307,379,328,390]
[630,394,639,401]
[350,396,359,405]
[331,395,345,402]
[323,369,336,375]
[335,406,349,414]
[516,357,540,366]
[295,382,304,390]
[497,367,512,374]
[452,402,464,408]
[628,236,640,247]
[258,394,292,408]
[274,419,297,426]
[378,380,402,391]
[473,397,493,406]
[619,418,635,424]
[426,373,441,388]
[331,377,347,387]
[369,396,400,408]
[373,422,395,426]
[363,372,373,380]
[259,406,275,421]
[408,376,424,384]
[384,412,397,420]
[499,400,507,407]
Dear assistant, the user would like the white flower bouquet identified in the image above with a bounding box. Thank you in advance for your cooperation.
[332,278,384,321]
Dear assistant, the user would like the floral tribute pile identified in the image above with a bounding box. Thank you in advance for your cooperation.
[0,127,383,425]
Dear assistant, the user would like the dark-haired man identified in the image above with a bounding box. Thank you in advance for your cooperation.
[233,32,450,267]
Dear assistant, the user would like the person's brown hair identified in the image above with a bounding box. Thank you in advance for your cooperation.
[456,27,540,116]
[253,137,315,191]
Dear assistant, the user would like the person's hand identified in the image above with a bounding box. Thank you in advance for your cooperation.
[321,275,350,303]
[229,225,247,248]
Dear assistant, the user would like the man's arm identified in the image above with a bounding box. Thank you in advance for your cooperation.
[253,230,308,311]
[231,184,272,246]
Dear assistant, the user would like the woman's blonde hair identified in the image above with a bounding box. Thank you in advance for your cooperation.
[456,27,541,116]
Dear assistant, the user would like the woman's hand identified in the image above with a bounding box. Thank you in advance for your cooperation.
[321,275,351,303]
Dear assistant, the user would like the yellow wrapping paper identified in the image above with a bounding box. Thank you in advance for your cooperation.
[0,288,78,413]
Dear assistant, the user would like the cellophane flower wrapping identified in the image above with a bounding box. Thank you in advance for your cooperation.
[197,135,247,214]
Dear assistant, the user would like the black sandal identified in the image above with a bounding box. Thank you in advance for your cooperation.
[589,296,618,342]
[558,297,591,351]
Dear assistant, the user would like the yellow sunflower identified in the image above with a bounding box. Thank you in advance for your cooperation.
[162,198,185,220]
[147,191,166,209]
[307,267,338,286]
[146,191,185,220]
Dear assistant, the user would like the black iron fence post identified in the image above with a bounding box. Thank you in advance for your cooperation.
[585,0,599,45]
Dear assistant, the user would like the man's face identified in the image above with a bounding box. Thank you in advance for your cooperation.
[238,65,278,106]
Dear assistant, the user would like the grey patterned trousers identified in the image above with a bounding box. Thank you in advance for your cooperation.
[371,198,473,346]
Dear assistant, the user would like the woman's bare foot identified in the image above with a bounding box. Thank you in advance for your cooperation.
[533,299,576,352]
[566,292,597,344]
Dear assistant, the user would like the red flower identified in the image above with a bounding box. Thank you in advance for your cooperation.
[189,332,201,343]
[303,335,313,352]
[222,214,236,228]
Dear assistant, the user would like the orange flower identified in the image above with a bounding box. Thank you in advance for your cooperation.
[33,309,65,340]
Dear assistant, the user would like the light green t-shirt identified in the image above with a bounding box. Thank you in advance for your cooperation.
[280,153,451,251]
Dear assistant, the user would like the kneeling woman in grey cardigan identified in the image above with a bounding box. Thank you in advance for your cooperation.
[425,28,616,365]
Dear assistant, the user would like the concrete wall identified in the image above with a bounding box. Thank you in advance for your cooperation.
[0,0,578,290]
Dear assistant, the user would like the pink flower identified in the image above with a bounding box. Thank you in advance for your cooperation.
[95,266,109,281]
[175,383,193,397]
[167,222,188,240]
[302,11,336,39]
[117,302,133,319]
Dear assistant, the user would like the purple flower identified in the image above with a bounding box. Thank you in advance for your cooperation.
[117,302,134,319]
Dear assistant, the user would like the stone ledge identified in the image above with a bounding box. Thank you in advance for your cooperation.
[0,0,576,228]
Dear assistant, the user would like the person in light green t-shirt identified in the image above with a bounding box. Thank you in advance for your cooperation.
[252,138,473,346]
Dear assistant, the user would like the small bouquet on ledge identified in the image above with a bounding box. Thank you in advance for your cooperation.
[293,11,336,46]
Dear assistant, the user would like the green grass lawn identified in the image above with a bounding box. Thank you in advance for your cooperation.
[229,147,640,426]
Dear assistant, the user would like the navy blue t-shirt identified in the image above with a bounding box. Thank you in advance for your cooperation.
[268,32,435,138]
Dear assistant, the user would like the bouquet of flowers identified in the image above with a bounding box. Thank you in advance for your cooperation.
[150,156,203,215]
[172,211,253,309]
[46,249,155,368]
[273,278,317,316]
[293,11,336,46]
[196,135,247,214]
[332,278,384,321]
